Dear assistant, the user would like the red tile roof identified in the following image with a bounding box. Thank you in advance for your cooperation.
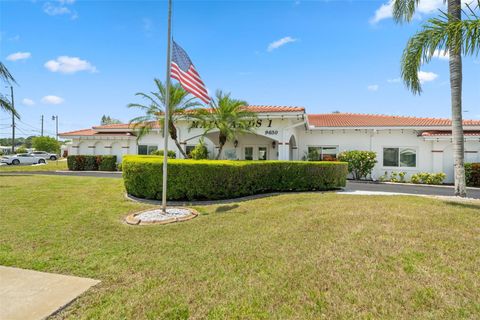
[241,105,305,113]
[308,113,480,128]
[59,128,135,137]
[421,130,480,137]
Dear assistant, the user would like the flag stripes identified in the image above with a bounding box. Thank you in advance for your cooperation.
[171,41,210,104]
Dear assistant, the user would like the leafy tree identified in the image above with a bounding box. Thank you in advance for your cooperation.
[32,136,60,153]
[101,115,122,125]
[194,91,255,160]
[0,62,19,118]
[128,79,201,159]
[15,147,28,154]
[338,150,377,180]
[394,0,480,196]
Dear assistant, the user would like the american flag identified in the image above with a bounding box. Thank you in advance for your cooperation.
[171,41,210,104]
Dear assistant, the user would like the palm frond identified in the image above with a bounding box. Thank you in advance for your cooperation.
[0,94,19,119]
[400,5,480,94]
[0,62,17,85]
[393,0,420,23]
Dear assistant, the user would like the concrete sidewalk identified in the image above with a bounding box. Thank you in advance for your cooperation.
[0,266,99,320]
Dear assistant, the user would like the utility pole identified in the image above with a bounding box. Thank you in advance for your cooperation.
[41,115,44,136]
[10,86,15,154]
[52,115,58,141]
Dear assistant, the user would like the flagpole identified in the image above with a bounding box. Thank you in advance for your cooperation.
[162,0,172,213]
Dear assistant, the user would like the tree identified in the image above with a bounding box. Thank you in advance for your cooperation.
[32,136,60,153]
[0,62,19,118]
[128,79,201,159]
[100,115,122,125]
[194,91,256,160]
[394,0,480,197]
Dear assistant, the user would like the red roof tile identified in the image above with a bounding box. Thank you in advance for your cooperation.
[242,105,305,113]
[308,113,480,128]
[421,130,480,137]
[59,128,135,137]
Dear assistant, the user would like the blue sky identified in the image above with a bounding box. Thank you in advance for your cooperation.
[1,0,479,137]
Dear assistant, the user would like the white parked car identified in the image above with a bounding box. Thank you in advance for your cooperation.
[0,153,47,165]
[29,151,58,160]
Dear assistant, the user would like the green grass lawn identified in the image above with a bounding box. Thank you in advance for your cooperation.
[0,159,68,172]
[1,175,479,319]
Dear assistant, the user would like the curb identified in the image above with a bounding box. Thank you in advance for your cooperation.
[349,180,479,190]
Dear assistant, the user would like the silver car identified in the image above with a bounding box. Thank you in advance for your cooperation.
[30,151,58,160]
[0,153,47,165]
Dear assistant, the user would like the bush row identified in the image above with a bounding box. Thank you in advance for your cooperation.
[67,155,117,171]
[465,163,480,187]
[122,156,348,201]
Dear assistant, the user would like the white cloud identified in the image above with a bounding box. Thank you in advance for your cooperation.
[418,71,438,83]
[44,56,97,74]
[367,84,379,91]
[433,49,449,60]
[387,78,401,83]
[370,2,394,24]
[371,0,473,24]
[6,52,31,61]
[21,98,35,106]
[41,95,64,105]
[267,36,298,52]
[43,0,77,19]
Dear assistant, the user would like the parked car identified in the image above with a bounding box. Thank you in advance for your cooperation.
[29,151,58,160]
[0,153,47,165]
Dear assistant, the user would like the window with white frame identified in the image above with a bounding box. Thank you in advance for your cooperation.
[138,145,158,155]
[383,147,416,167]
[307,146,339,161]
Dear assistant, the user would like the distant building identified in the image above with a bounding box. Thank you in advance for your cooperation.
[59,106,480,183]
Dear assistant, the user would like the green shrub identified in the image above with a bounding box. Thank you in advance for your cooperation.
[410,172,446,185]
[337,150,377,180]
[150,149,176,158]
[67,155,117,171]
[465,163,480,187]
[189,140,209,160]
[98,156,117,171]
[123,156,348,201]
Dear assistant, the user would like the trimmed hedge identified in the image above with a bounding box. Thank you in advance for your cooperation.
[123,155,348,201]
[465,163,480,187]
[67,155,117,171]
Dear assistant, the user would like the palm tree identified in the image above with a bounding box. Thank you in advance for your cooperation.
[394,0,480,197]
[194,90,256,160]
[0,62,19,118]
[128,79,201,158]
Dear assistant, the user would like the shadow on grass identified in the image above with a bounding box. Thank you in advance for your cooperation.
[444,201,480,210]
[215,204,240,213]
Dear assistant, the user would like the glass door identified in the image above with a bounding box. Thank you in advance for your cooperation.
[258,146,267,160]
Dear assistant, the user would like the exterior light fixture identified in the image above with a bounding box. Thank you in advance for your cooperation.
[234,140,238,148]
[272,141,276,149]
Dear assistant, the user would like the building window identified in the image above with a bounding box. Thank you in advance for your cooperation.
[258,147,267,160]
[307,146,338,161]
[383,147,416,167]
[138,145,158,155]
[244,147,253,160]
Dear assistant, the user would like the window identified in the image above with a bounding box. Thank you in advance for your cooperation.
[383,147,416,167]
[138,145,158,155]
[244,147,253,160]
[307,146,338,161]
[258,147,267,160]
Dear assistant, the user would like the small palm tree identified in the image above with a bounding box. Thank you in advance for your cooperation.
[394,0,480,197]
[128,79,201,158]
[0,62,19,118]
[194,90,256,160]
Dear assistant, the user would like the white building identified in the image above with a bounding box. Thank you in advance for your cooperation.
[59,106,480,183]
